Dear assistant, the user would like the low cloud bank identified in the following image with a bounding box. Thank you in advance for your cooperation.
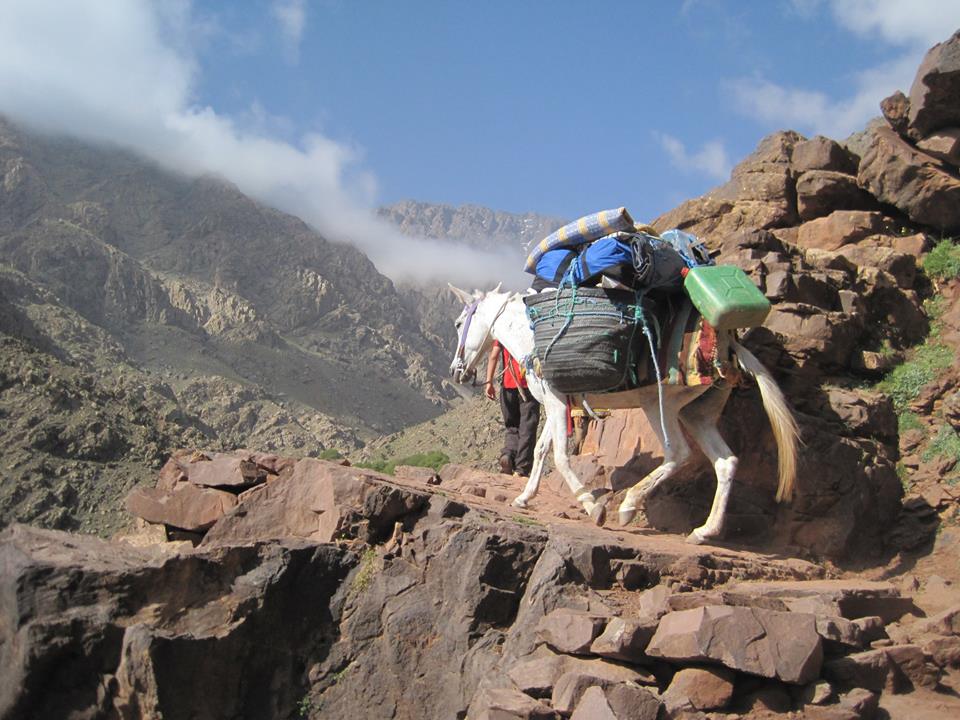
[0,0,518,287]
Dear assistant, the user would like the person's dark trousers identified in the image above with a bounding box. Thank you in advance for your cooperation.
[499,387,541,476]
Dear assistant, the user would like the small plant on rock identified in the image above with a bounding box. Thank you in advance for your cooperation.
[923,237,960,284]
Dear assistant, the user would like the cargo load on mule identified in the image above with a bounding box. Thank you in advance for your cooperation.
[523,208,771,394]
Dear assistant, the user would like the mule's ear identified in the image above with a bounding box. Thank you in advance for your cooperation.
[491,282,502,293]
[448,284,474,305]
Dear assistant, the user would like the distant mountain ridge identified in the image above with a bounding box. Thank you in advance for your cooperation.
[377,199,566,253]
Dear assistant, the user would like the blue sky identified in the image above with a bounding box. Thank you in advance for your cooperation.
[1,1,959,281]
[188,0,952,220]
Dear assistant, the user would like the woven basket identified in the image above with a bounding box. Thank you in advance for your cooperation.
[524,287,648,394]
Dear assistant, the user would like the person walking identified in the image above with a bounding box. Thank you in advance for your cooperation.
[484,340,540,476]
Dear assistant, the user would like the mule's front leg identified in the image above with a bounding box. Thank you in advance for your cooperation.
[512,421,552,509]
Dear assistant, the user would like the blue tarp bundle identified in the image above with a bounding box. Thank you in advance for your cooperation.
[524,207,634,273]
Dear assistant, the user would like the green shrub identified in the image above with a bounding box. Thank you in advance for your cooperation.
[353,450,449,476]
[879,341,952,411]
[923,238,960,282]
[897,411,924,434]
[922,425,960,465]
[318,448,343,460]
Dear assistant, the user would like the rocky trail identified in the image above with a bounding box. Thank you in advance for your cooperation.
[4,453,960,719]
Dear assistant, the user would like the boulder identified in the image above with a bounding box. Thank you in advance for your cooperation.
[792,135,858,174]
[916,127,960,167]
[186,455,267,489]
[880,91,911,136]
[652,132,802,238]
[551,662,653,715]
[201,459,429,545]
[589,616,658,662]
[536,609,610,655]
[858,125,960,233]
[662,666,735,712]
[824,645,939,693]
[646,605,823,684]
[470,688,560,720]
[795,170,877,221]
[125,483,237,532]
[908,29,960,137]
[570,684,661,720]
[794,210,889,251]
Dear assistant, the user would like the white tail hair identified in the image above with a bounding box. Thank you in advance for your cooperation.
[731,339,799,503]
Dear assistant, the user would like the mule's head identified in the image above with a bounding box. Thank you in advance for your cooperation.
[448,283,501,384]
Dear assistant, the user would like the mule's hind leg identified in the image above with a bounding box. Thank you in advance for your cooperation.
[680,387,736,544]
[617,399,692,526]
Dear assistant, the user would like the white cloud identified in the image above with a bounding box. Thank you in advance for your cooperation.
[0,0,516,287]
[828,0,960,48]
[655,133,732,181]
[271,0,306,64]
[731,1,960,139]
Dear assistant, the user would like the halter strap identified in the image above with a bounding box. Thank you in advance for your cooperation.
[455,294,514,376]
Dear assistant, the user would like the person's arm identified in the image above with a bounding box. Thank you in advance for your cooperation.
[484,344,500,400]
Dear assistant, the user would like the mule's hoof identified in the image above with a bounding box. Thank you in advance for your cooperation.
[686,528,710,545]
[618,507,637,526]
[588,502,606,527]
[512,498,528,509]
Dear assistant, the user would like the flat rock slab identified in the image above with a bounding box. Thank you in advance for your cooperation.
[647,605,824,684]
[125,483,237,532]
[187,455,267,488]
[723,579,916,623]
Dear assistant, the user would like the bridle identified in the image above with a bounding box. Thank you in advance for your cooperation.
[452,293,514,383]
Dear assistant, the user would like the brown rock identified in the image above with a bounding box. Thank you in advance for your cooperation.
[795,210,888,251]
[891,232,929,255]
[908,30,960,138]
[471,687,560,720]
[824,644,938,693]
[536,609,609,655]
[796,170,877,221]
[570,684,660,720]
[508,654,569,698]
[839,688,879,719]
[125,483,237,532]
[725,579,915,623]
[646,606,823,684]
[858,125,960,233]
[799,679,836,705]
[393,465,440,484]
[836,245,916,289]
[792,135,858,174]
[589,616,658,662]
[917,127,960,166]
[824,650,891,692]
[880,90,911,136]
[187,455,266,489]
[551,662,652,715]
[816,615,866,651]
[201,459,429,545]
[663,666,734,712]
[156,455,188,491]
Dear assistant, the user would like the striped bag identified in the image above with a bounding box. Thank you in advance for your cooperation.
[524,207,635,274]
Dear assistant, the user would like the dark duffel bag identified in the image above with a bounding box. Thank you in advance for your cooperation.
[524,287,651,394]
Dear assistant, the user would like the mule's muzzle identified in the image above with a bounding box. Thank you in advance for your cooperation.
[450,360,476,385]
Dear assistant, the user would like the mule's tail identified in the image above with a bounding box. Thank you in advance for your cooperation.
[731,339,799,503]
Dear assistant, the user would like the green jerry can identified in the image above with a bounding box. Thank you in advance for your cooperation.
[683,265,771,331]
